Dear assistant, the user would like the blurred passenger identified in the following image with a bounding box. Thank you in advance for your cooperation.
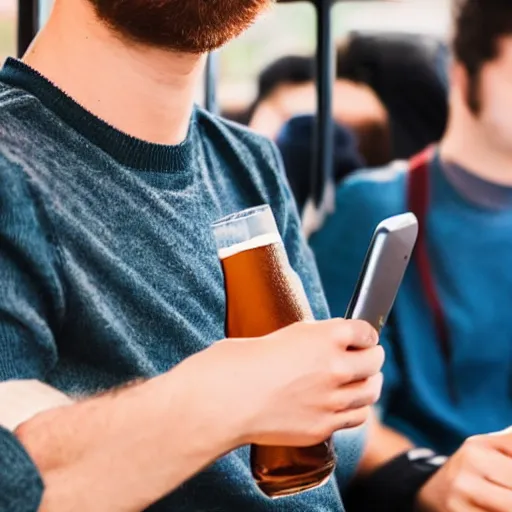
[337,31,449,159]
[248,55,315,139]
[311,1,512,510]
[222,55,314,128]
[247,54,392,167]
[275,115,364,214]
[248,31,448,166]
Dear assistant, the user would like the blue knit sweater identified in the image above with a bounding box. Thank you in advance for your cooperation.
[0,426,43,511]
[0,58,362,511]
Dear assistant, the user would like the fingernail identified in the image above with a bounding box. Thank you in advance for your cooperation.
[368,328,378,345]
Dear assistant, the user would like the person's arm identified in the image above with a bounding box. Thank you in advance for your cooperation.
[416,428,512,512]
[8,319,384,512]
[17,356,239,512]
[356,410,414,478]
[346,424,512,512]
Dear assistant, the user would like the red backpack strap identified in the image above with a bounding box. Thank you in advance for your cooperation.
[407,147,452,372]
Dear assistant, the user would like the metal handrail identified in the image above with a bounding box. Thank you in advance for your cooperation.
[204,0,335,232]
[17,0,39,57]
[205,52,219,116]
[311,0,334,225]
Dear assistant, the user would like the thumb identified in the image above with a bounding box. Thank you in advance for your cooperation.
[488,426,512,436]
[486,426,512,457]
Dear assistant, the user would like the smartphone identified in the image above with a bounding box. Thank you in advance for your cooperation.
[345,213,418,333]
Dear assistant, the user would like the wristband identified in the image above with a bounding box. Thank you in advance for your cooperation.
[344,448,447,512]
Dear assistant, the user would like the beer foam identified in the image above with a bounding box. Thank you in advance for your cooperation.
[218,233,282,260]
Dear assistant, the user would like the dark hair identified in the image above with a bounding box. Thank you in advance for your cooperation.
[256,55,314,102]
[453,0,512,113]
[245,55,314,124]
[335,32,449,159]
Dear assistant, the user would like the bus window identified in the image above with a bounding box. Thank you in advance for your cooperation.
[0,0,16,61]
[214,1,316,122]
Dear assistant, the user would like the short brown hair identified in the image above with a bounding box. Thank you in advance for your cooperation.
[453,0,512,113]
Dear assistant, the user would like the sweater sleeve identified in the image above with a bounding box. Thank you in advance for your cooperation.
[0,153,63,381]
[0,426,44,512]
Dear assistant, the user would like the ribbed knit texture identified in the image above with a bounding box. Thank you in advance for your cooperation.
[0,426,43,512]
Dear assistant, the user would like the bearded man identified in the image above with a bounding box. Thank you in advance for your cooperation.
[0,1,385,511]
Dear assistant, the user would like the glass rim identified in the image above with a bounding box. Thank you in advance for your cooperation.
[211,204,271,229]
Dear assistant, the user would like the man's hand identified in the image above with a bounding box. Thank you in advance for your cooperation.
[8,318,383,512]
[193,318,384,448]
[417,428,512,512]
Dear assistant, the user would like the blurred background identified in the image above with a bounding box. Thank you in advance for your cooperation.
[215,0,451,113]
[4,0,451,111]
[0,0,15,62]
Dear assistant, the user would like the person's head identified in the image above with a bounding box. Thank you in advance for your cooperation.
[333,40,393,165]
[336,32,448,160]
[248,55,315,139]
[84,0,272,53]
[332,78,392,167]
[256,55,314,103]
[248,52,391,166]
[275,115,365,214]
[450,0,512,152]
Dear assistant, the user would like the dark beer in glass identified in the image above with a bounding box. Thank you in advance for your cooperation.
[212,205,336,498]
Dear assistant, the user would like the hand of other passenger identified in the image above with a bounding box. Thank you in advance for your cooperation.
[417,428,512,512]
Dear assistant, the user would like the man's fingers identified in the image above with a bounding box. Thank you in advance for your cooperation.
[485,428,512,457]
[341,319,379,349]
[330,373,383,412]
[467,475,512,512]
[471,447,512,491]
[338,346,385,382]
[318,318,378,350]
[330,406,371,432]
[447,498,484,512]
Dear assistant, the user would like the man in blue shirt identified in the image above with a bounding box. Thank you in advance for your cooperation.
[312,0,512,510]
[0,0,385,510]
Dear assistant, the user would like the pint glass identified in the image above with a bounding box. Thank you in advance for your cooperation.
[212,205,336,498]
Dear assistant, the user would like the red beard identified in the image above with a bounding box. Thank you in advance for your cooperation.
[90,0,273,52]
